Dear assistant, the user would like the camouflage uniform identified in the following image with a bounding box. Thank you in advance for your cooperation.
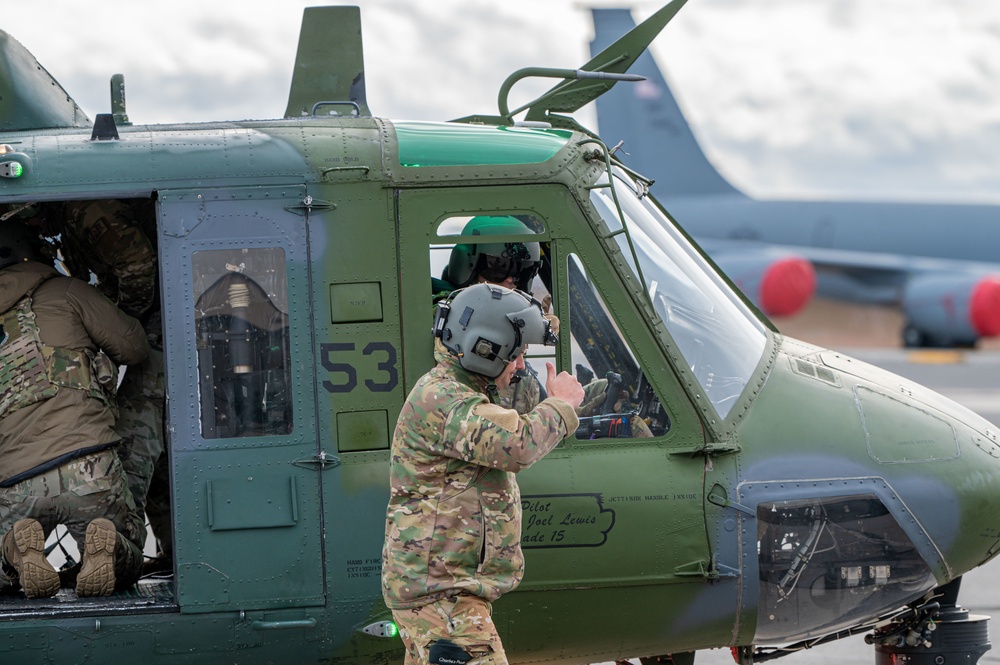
[0,261,149,594]
[392,595,507,665]
[0,450,144,591]
[382,348,578,664]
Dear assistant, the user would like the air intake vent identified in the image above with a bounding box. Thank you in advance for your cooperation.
[791,358,841,387]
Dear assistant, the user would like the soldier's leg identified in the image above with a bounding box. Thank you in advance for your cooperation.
[0,471,66,597]
[392,595,508,665]
[145,451,172,557]
[115,348,165,550]
[57,450,145,594]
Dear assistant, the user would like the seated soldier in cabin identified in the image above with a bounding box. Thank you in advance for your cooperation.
[2,200,172,573]
[0,221,148,598]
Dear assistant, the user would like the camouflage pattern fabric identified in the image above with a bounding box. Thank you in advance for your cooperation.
[496,363,541,414]
[392,594,508,665]
[56,199,170,553]
[382,351,578,610]
[59,199,158,320]
[114,347,165,549]
[0,449,144,592]
[576,378,609,418]
[0,295,57,417]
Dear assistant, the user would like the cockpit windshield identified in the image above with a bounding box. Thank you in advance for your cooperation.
[589,169,767,418]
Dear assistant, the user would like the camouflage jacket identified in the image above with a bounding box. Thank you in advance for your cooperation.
[57,199,158,320]
[0,262,148,485]
[382,349,579,609]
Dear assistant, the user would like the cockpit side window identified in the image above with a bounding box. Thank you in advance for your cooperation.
[430,214,557,412]
[192,248,292,439]
[567,254,670,440]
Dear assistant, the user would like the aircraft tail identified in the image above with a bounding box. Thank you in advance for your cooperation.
[284,6,370,119]
[590,8,740,197]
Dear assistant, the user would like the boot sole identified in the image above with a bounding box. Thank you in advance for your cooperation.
[76,518,117,597]
[11,519,60,599]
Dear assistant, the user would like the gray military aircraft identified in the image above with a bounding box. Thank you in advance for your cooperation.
[2,3,1000,665]
[591,8,1000,348]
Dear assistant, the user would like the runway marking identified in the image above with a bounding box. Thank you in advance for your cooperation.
[906,350,966,365]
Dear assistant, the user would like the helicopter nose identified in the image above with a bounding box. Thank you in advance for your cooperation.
[739,348,1000,645]
[821,352,1000,576]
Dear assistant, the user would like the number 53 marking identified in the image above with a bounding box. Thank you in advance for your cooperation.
[320,341,399,394]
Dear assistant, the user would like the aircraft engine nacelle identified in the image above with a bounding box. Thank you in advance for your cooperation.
[902,273,1000,347]
[712,253,816,317]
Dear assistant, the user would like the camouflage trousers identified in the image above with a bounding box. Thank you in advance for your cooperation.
[391,595,508,665]
[0,449,144,592]
[115,346,170,554]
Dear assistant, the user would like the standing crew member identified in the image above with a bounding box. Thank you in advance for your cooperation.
[383,283,584,664]
[0,221,148,598]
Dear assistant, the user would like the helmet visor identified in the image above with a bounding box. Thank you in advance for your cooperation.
[476,254,539,289]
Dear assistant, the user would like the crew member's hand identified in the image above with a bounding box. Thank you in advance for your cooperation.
[540,295,560,335]
[545,362,584,409]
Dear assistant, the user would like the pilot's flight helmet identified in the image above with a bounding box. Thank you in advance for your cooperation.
[433,283,558,378]
[446,216,541,291]
[0,220,43,271]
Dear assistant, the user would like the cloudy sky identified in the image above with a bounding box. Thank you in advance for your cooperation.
[5,1,1000,202]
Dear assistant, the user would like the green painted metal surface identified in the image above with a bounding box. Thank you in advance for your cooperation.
[396,121,571,167]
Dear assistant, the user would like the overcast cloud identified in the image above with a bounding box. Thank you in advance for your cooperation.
[4,0,999,202]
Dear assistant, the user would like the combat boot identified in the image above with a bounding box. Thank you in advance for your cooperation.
[2,519,60,598]
[76,518,116,597]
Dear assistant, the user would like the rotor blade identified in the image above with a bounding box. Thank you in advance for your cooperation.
[524,0,688,122]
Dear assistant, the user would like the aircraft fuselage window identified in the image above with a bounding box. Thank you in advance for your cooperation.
[756,494,935,643]
[192,248,292,439]
[567,254,668,440]
[430,213,557,412]
[589,170,767,419]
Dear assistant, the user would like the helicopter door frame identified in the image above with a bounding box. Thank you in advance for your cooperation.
[395,183,741,650]
[157,185,325,613]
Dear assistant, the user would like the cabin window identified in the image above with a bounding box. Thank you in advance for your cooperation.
[192,248,293,439]
[430,213,549,296]
[429,213,560,406]
[567,254,669,440]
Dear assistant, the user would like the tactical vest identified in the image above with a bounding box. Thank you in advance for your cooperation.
[0,289,115,420]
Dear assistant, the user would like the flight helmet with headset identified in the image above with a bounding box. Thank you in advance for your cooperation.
[445,216,541,292]
[433,283,557,379]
